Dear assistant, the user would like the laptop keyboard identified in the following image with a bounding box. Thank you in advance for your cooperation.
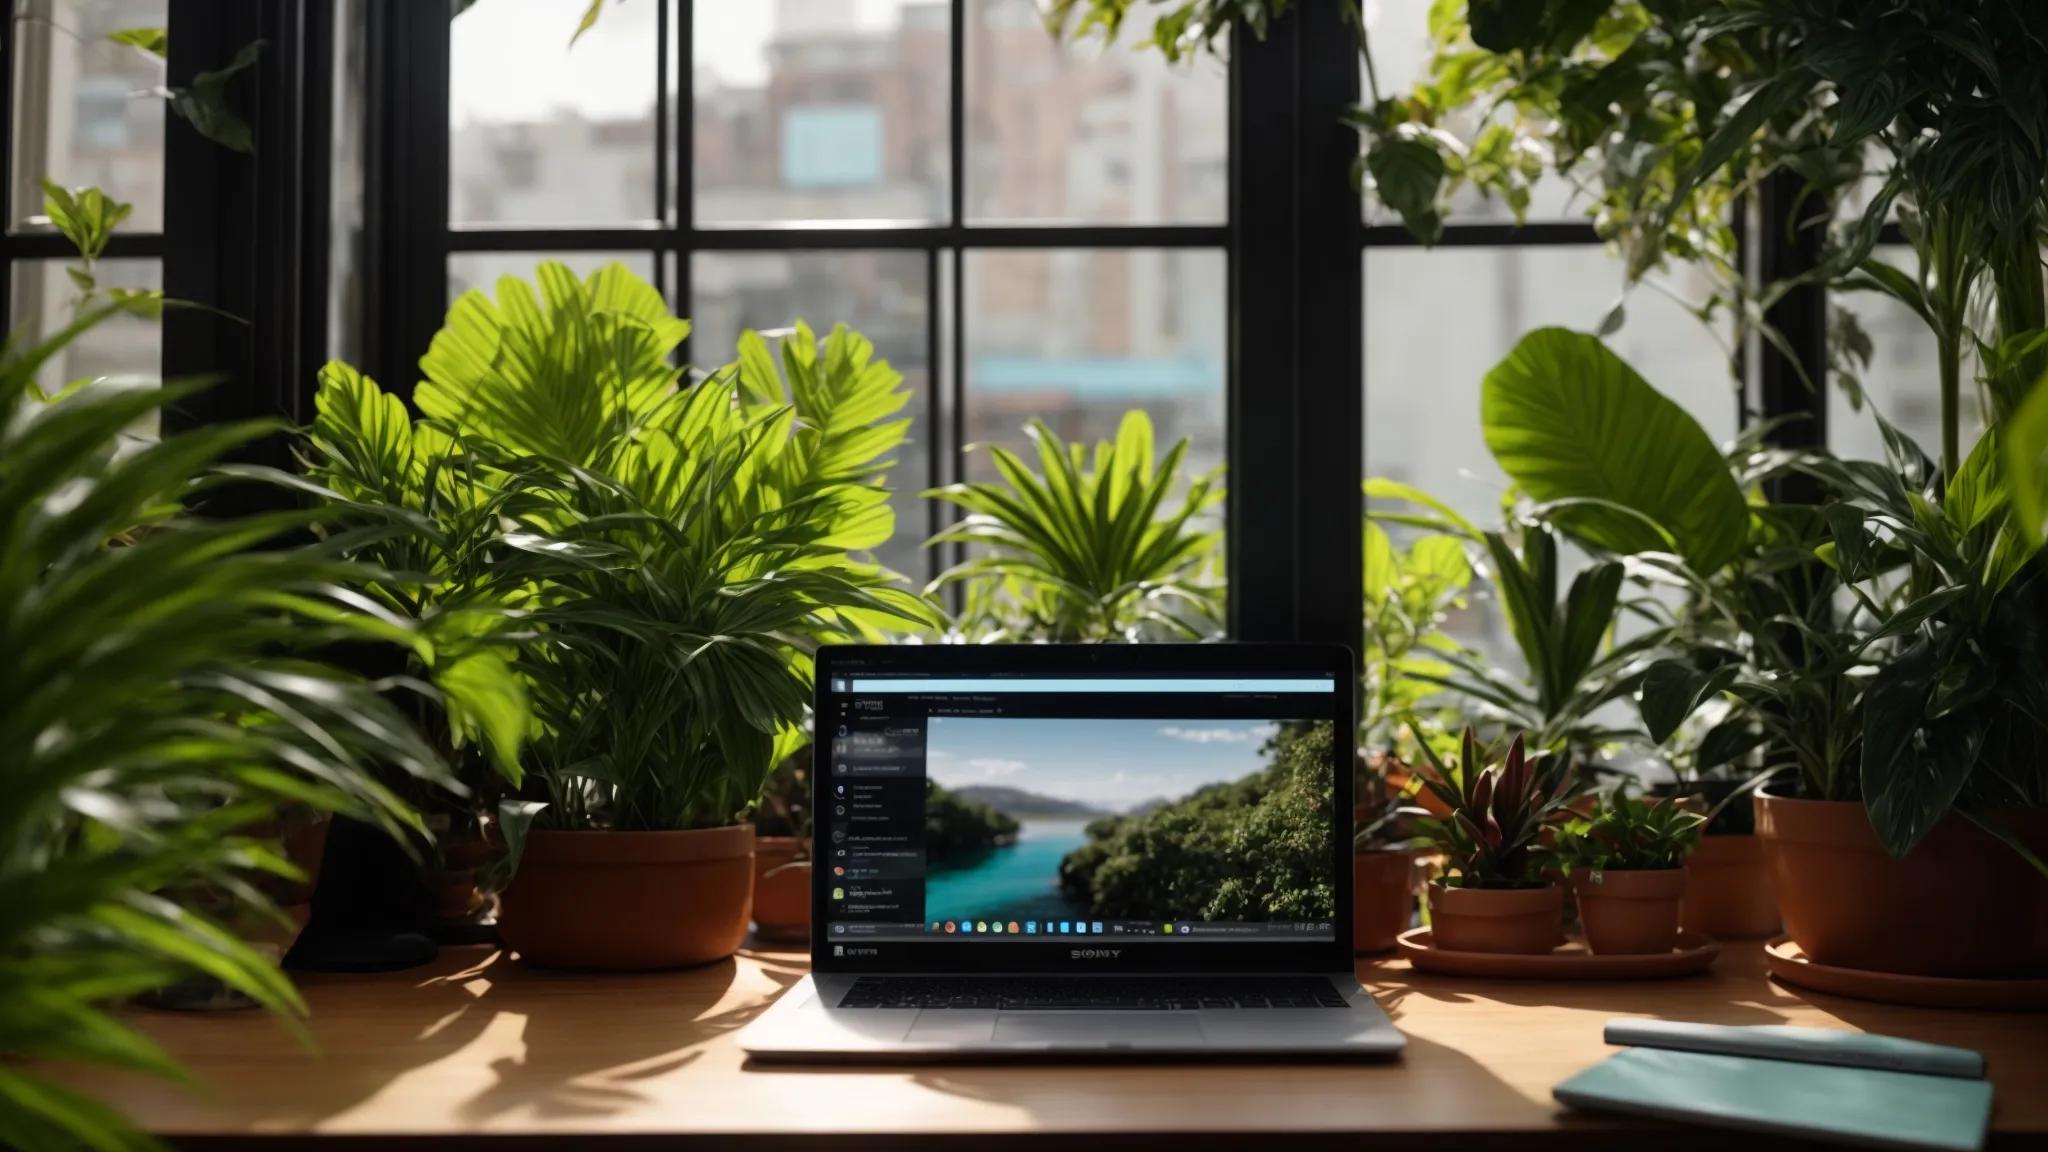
[835,976,1349,1011]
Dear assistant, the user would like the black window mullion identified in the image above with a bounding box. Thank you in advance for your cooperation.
[653,0,670,304]
[1755,168,1828,501]
[361,0,449,408]
[0,6,14,331]
[943,0,967,611]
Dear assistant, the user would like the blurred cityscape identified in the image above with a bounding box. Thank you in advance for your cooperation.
[13,0,1950,592]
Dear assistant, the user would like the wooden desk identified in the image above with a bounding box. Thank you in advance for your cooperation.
[53,942,2048,1150]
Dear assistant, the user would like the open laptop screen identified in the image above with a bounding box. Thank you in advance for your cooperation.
[814,667,1342,948]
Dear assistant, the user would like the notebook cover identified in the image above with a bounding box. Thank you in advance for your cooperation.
[1553,1047,1993,1152]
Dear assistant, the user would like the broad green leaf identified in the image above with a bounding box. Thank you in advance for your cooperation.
[166,41,263,154]
[107,26,168,57]
[1638,658,1737,745]
[1482,328,1749,572]
[2010,369,2048,547]
[437,650,529,786]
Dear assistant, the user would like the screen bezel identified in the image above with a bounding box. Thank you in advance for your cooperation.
[810,642,1356,975]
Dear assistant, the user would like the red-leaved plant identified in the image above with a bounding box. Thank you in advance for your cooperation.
[1411,726,1576,889]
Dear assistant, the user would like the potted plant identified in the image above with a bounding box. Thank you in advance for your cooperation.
[926,411,1224,642]
[1351,752,1432,953]
[1410,728,1575,954]
[342,263,935,969]
[0,290,461,1145]
[1551,789,1707,955]
[751,748,813,944]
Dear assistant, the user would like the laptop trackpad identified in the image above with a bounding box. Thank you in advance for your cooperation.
[991,1013,1206,1046]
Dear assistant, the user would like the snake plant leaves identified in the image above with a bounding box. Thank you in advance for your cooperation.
[1482,328,1749,574]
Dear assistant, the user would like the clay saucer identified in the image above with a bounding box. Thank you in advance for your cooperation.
[1764,937,2048,1010]
[1396,927,1720,979]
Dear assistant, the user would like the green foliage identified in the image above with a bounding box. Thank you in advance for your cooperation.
[1800,432,2048,862]
[928,411,1224,642]
[0,307,457,1152]
[1410,727,1575,888]
[1482,328,1749,573]
[166,41,263,155]
[1551,788,1705,871]
[329,262,937,837]
[1040,0,1295,62]
[299,362,532,790]
[107,26,167,57]
[1360,499,1473,750]
[924,783,1020,865]
[41,182,131,266]
[1058,721,1336,920]
[2006,368,2048,547]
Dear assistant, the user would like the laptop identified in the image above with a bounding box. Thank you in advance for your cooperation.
[738,642,1404,1060]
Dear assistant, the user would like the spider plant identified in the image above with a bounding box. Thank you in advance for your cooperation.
[926,411,1224,642]
[0,305,456,1151]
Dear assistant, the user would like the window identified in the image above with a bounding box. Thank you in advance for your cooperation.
[443,0,1231,594]
[4,0,166,398]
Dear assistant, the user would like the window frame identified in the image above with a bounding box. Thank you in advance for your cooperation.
[348,0,1836,648]
[0,4,168,355]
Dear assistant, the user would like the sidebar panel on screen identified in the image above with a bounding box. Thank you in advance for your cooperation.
[825,685,927,938]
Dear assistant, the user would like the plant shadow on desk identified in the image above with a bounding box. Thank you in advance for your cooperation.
[450,951,806,1122]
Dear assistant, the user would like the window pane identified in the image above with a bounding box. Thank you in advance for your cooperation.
[449,0,657,226]
[447,251,655,303]
[10,258,162,434]
[963,249,1224,481]
[1360,3,1580,224]
[966,0,1226,225]
[10,0,168,232]
[694,1,949,226]
[691,251,933,584]
[1363,247,1736,657]
[1830,247,1976,466]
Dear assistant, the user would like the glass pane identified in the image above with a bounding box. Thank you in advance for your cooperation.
[1363,246,1737,657]
[966,0,1226,225]
[446,251,655,303]
[1830,246,1979,465]
[1360,3,1580,224]
[691,250,933,584]
[963,248,1225,481]
[694,1,949,226]
[10,0,168,232]
[9,258,162,435]
[449,0,657,226]
[329,0,367,364]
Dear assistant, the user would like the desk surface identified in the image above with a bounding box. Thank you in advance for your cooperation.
[53,941,2048,1149]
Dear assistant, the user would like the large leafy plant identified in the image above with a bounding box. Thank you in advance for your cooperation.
[928,411,1224,642]
[0,306,456,1151]
[325,263,937,838]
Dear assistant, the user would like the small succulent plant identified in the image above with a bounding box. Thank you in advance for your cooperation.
[1411,726,1575,889]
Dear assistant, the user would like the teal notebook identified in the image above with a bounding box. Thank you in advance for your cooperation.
[1554,1046,1993,1151]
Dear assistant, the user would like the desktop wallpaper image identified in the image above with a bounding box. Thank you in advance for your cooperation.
[920,717,1337,928]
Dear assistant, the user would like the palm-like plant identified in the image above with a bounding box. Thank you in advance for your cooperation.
[927,411,1224,642]
[0,306,456,1151]
[322,263,938,837]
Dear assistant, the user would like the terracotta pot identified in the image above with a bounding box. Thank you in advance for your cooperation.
[1572,867,1685,955]
[499,826,755,970]
[1755,790,2048,978]
[1426,882,1562,955]
[752,836,812,943]
[1681,834,1780,939]
[427,822,502,924]
[1354,850,1417,953]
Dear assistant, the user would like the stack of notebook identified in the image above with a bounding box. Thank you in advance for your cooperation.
[1554,1019,1994,1151]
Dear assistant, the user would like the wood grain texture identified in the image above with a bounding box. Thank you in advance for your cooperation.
[43,942,2048,1150]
